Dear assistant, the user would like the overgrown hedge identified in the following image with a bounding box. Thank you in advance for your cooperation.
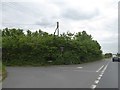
[104,53,112,58]
[0,61,7,81]
[2,28,103,66]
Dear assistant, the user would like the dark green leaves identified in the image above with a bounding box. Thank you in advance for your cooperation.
[2,28,103,66]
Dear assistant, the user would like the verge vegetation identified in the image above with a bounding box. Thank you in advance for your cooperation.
[104,53,112,58]
[2,28,103,66]
[0,61,7,81]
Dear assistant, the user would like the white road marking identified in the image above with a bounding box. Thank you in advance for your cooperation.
[73,70,96,72]
[91,85,97,89]
[91,61,110,89]
[102,62,110,73]
[94,80,99,84]
[99,74,102,77]
[77,67,83,69]
[96,65,104,72]
[63,70,97,72]
[101,72,104,75]
[97,77,101,80]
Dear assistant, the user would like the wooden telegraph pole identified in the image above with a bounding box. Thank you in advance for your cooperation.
[54,22,59,36]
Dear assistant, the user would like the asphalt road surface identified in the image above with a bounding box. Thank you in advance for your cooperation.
[2,58,118,89]
[96,59,118,88]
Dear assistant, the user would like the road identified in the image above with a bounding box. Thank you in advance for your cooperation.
[96,59,118,88]
[2,58,118,89]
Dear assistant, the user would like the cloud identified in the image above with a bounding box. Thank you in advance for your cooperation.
[35,18,55,27]
[2,2,37,23]
[1,0,119,54]
[50,0,100,21]
[62,7,99,21]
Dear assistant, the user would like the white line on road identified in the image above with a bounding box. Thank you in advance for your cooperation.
[99,74,103,77]
[97,77,101,80]
[63,70,96,72]
[73,70,96,72]
[91,85,97,89]
[91,61,110,89]
[96,65,104,72]
[77,67,83,69]
[102,62,110,73]
[101,72,104,75]
[94,80,99,84]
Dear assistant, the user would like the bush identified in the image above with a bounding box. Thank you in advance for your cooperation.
[104,53,112,58]
[2,28,103,66]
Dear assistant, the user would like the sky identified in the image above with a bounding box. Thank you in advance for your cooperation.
[0,0,119,54]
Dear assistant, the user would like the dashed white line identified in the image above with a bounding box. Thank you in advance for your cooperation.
[91,85,97,89]
[102,62,110,73]
[101,72,104,75]
[94,80,99,84]
[77,67,83,69]
[99,74,102,77]
[73,70,96,72]
[91,61,110,89]
[96,65,104,72]
[97,77,101,80]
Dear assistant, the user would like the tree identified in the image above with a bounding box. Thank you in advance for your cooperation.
[104,53,112,58]
[2,28,103,66]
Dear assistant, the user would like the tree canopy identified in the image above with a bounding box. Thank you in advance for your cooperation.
[2,28,103,66]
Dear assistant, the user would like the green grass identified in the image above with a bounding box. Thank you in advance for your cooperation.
[0,61,7,81]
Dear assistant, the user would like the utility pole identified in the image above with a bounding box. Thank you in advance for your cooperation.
[54,22,59,36]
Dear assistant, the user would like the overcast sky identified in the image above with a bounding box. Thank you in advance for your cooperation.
[0,0,119,54]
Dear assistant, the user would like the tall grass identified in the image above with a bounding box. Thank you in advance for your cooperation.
[0,61,7,81]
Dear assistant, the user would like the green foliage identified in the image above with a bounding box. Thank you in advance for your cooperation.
[2,28,103,66]
[0,61,7,81]
[104,53,112,58]
[117,53,120,57]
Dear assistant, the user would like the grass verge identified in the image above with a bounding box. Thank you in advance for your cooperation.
[0,61,7,82]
